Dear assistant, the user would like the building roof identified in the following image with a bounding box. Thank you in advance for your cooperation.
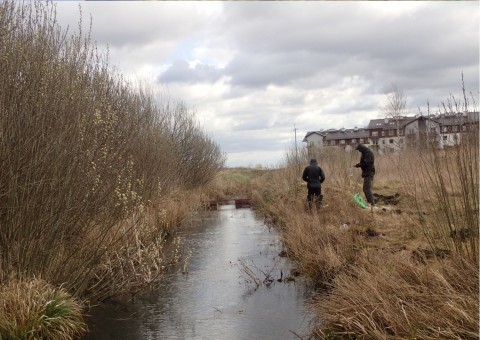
[304,128,369,142]
[323,128,369,141]
[302,131,326,142]
[368,112,479,129]
[367,117,416,130]
[429,111,479,126]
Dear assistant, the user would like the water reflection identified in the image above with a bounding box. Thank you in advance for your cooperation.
[85,205,315,339]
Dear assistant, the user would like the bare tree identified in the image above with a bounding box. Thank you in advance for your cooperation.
[383,84,408,119]
[382,84,409,150]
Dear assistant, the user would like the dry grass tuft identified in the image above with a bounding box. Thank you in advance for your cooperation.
[0,278,86,340]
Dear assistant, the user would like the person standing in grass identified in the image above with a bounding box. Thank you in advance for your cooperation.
[354,144,375,206]
[302,158,326,209]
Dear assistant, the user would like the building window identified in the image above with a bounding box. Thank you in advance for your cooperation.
[388,130,394,136]
[351,138,356,143]
[443,135,448,141]
[389,139,394,144]
[371,131,378,137]
[381,131,385,137]
[452,126,458,132]
[382,140,385,144]
[443,126,448,133]
[340,139,345,144]
[359,138,364,143]
[462,125,467,131]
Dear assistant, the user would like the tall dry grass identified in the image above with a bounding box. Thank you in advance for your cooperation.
[307,146,358,193]
[251,155,378,284]
[395,129,479,262]
[251,117,478,337]
[0,0,224,308]
[316,254,478,339]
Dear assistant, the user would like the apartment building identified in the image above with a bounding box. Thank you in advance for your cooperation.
[303,112,479,153]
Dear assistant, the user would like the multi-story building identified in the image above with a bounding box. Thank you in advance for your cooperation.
[368,116,442,152]
[433,111,479,147]
[303,127,369,153]
[303,112,478,153]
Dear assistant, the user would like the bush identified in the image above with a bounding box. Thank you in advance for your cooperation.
[0,0,224,302]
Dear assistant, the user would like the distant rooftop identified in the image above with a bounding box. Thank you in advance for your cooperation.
[367,116,416,129]
[323,128,369,141]
[429,111,479,126]
[304,128,369,141]
[303,111,479,142]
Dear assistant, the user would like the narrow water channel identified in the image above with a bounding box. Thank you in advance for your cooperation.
[85,204,315,339]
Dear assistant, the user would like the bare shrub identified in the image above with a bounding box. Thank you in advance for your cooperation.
[0,0,224,304]
[159,101,226,189]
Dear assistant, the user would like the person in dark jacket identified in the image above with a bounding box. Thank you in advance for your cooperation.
[354,144,375,206]
[302,158,326,209]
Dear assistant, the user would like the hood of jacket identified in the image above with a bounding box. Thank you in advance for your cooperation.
[355,144,368,152]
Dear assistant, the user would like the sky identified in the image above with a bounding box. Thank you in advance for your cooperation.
[52,1,479,168]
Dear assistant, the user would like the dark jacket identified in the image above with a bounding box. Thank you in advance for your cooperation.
[355,144,375,177]
[302,159,325,189]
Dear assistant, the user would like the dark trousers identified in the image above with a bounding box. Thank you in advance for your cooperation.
[307,187,322,208]
[363,175,375,205]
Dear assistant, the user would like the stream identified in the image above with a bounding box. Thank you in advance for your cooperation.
[84,203,316,339]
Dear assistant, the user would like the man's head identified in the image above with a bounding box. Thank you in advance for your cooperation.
[310,159,318,166]
[355,144,365,151]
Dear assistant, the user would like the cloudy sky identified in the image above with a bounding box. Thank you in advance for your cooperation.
[53,1,479,168]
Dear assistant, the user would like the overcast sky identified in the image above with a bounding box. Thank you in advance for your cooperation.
[53,1,479,168]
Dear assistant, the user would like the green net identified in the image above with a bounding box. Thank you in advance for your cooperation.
[353,193,367,209]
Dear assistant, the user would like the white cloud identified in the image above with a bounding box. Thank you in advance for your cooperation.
[52,1,479,167]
